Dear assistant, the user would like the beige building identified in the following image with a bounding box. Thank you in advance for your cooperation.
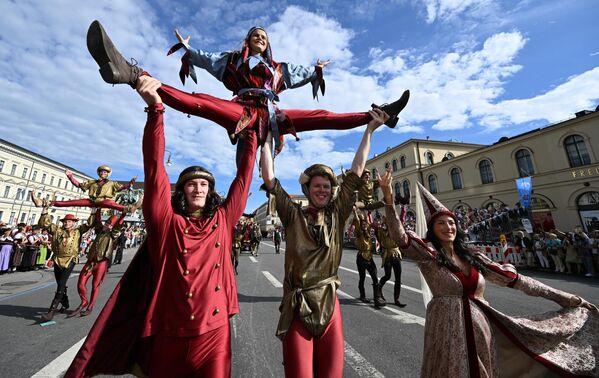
[365,108,599,233]
[1,138,96,225]
[254,194,308,234]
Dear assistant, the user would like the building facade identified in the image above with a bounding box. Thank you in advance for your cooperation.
[254,194,308,234]
[0,138,92,225]
[365,108,599,234]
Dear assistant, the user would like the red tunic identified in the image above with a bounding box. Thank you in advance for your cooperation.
[65,103,257,377]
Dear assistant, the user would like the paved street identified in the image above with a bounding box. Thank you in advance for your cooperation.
[0,242,597,378]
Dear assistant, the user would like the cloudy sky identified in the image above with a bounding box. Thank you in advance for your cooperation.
[1,0,598,212]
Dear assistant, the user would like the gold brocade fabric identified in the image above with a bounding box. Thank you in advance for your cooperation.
[86,224,122,269]
[357,180,378,205]
[269,172,364,338]
[353,219,373,261]
[377,227,401,267]
[79,179,125,201]
[39,213,93,269]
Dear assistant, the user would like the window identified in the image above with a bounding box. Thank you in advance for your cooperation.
[451,168,463,190]
[425,152,434,165]
[27,190,33,202]
[0,211,3,222]
[394,182,401,197]
[42,173,47,184]
[50,176,55,186]
[0,160,4,172]
[479,159,494,184]
[45,194,50,201]
[428,175,438,194]
[58,178,62,188]
[16,188,24,200]
[564,134,591,167]
[371,168,376,178]
[392,159,398,172]
[32,171,37,181]
[21,167,28,179]
[400,156,406,169]
[445,152,454,160]
[3,186,10,198]
[402,179,410,198]
[29,214,36,224]
[9,212,16,224]
[64,180,68,189]
[20,213,27,223]
[384,161,390,171]
[10,164,17,176]
[515,149,535,177]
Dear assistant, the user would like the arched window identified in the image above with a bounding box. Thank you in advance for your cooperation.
[402,179,410,198]
[372,168,377,177]
[445,152,454,160]
[515,149,535,177]
[384,161,390,171]
[564,135,591,167]
[451,168,463,190]
[479,159,494,184]
[400,156,406,169]
[428,175,438,194]
[392,159,398,172]
[394,182,401,197]
[425,151,434,165]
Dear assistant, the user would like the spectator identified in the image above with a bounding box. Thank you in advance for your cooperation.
[563,233,584,274]
[0,226,13,273]
[545,233,564,273]
[533,234,550,270]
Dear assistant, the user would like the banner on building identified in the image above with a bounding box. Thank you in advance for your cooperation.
[515,177,532,209]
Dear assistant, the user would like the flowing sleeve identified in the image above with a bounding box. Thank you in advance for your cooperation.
[383,203,436,262]
[187,47,230,82]
[280,62,325,99]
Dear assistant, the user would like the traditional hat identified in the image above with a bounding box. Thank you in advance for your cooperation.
[175,166,215,190]
[299,164,339,199]
[60,214,79,222]
[416,182,455,227]
[97,165,112,176]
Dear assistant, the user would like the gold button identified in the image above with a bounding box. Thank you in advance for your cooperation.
[189,314,195,320]
[215,263,221,269]
[182,249,188,254]
[213,223,218,229]
[215,285,221,291]
[213,308,220,315]
[184,270,190,276]
[187,292,193,298]
[184,229,189,234]
[215,242,221,247]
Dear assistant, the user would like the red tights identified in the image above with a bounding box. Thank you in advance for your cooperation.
[283,298,344,378]
[76,259,108,311]
[51,199,126,212]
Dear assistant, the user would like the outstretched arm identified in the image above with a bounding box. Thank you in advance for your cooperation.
[120,176,137,191]
[65,169,81,188]
[350,109,388,177]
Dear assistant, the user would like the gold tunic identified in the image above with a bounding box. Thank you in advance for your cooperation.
[86,223,122,269]
[357,179,379,205]
[39,213,93,269]
[353,218,373,261]
[377,226,402,267]
[270,172,363,338]
[79,179,125,201]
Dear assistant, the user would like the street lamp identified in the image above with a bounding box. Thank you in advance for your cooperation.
[165,149,173,167]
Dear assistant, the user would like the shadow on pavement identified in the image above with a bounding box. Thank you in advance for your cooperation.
[0,304,49,322]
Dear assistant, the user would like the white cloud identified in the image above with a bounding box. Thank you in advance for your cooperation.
[420,0,492,23]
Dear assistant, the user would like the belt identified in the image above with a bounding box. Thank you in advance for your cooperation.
[237,88,281,154]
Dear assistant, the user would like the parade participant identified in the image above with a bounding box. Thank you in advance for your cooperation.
[352,207,385,307]
[379,173,599,377]
[377,215,406,307]
[30,168,140,213]
[68,209,130,318]
[232,221,244,275]
[86,21,410,157]
[112,230,127,265]
[260,107,388,378]
[251,222,262,257]
[273,226,282,254]
[66,75,257,377]
[355,170,384,211]
[38,207,94,321]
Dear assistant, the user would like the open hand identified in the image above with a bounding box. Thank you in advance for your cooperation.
[316,59,331,69]
[175,29,190,48]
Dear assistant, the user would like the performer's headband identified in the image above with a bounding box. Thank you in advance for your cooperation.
[176,170,215,190]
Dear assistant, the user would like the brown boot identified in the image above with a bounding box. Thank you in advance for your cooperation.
[372,89,410,128]
[30,191,43,207]
[373,284,386,308]
[87,20,142,88]
[41,291,63,322]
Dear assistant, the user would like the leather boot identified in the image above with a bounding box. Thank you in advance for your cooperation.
[59,289,70,313]
[394,284,406,307]
[372,90,410,128]
[358,286,370,303]
[41,291,63,322]
[87,20,143,88]
[373,284,386,308]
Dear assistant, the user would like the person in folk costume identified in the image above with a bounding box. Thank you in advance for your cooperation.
[260,106,389,378]
[38,207,95,322]
[232,221,244,275]
[352,206,386,307]
[30,167,141,213]
[378,171,599,377]
[377,214,407,307]
[112,230,127,265]
[0,225,14,273]
[67,209,132,318]
[66,75,257,377]
[273,226,282,254]
[86,21,410,160]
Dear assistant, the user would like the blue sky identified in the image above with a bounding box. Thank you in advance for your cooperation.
[1,0,598,212]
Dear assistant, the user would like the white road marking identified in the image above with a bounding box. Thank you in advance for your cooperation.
[260,241,285,251]
[31,337,85,378]
[337,289,426,326]
[261,271,283,288]
[338,266,422,294]
[344,341,385,378]
[249,256,258,263]
[231,315,238,339]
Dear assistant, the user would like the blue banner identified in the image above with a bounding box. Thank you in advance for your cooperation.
[515,177,532,209]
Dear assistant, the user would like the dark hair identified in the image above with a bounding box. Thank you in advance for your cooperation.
[426,227,487,275]
[172,166,223,217]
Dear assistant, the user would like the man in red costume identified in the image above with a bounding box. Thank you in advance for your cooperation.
[66,76,257,377]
